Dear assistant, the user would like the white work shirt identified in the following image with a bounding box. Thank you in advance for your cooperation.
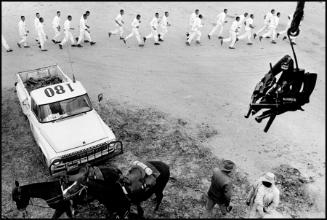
[150,17,159,29]
[79,17,87,30]
[245,17,253,31]
[217,12,226,24]
[52,15,60,28]
[239,14,245,24]
[37,22,46,36]
[269,15,279,28]
[18,20,27,36]
[160,15,168,27]
[265,12,273,23]
[115,13,123,25]
[191,17,203,31]
[230,20,240,32]
[63,20,71,31]
[131,18,140,29]
[80,15,88,27]
[34,17,40,30]
[189,12,197,26]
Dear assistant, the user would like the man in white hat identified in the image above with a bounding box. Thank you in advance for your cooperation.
[203,160,235,217]
[246,172,281,218]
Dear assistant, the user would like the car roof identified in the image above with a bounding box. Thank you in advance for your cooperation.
[31,81,87,105]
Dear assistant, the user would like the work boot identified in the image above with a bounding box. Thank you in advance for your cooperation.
[143,37,146,43]
[90,41,96,45]
[185,41,190,46]
[276,33,280,38]
[59,44,63,49]
[84,40,90,43]
[154,42,160,45]
[52,39,56,44]
[77,44,83,47]
[6,49,13,52]
[17,43,21,48]
[108,32,112,38]
[208,34,211,40]
[259,36,263,41]
[253,33,257,39]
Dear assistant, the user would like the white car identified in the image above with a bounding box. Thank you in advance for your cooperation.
[15,65,123,176]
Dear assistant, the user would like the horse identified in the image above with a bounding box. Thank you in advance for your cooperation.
[11,180,83,219]
[120,161,170,217]
[62,165,132,218]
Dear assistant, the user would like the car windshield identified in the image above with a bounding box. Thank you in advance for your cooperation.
[38,94,92,123]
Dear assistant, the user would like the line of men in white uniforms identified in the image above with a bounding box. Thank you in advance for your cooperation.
[108,10,170,47]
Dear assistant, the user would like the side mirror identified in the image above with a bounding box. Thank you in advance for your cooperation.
[98,93,103,103]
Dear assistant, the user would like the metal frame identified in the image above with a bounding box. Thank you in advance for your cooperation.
[49,140,123,177]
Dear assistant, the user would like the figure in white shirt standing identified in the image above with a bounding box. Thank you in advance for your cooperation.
[34,13,41,42]
[186,14,203,46]
[254,9,275,39]
[238,14,255,45]
[220,16,240,49]
[260,12,280,44]
[17,16,30,48]
[208,9,228,40]
[59,15,77,49]
[123,14,144,47]
[37,17,48,51]
[51,11,61,44]
[76,13,95,47]
[108,9,125,40]
[2,35,13,52]
[158,11,171,42]
[277,14,296,45]
[186,9,200,39]
[238,12,249,35]
[143,12,160,45]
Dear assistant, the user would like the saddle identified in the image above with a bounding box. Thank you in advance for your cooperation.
[132,161,160,189]
[87,166,104,181]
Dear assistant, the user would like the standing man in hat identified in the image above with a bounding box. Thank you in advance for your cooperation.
[203,160,235,217]
[246,172,281,218]
[37,17,48,51]
[34,12,41,42]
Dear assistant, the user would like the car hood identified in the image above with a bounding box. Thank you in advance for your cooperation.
[40,111,112,153]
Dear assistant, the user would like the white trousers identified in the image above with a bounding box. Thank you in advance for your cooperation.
[18,34,28,46]
[52,26,61,41]
[223,30,237,47]
[60,31,75,45]
[238,29,252,43]
[110,24,124,37]
[209,22,223,36]
[38,33,46,49]
[160,25,168,39]
[2,35,10,50]
[256,23,269,35]
[262,27,277,40]
[125,28,142,44]
[77,29,92,44]
[187,29,201,43]
[146,28,159,42]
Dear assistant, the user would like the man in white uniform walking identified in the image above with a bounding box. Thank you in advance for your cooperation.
[2,35,13,52]
[220,16,240,49]
[51,11,61,44]
[34,13,40,42]
[208,9,228,40]
[186,14,203,46]
[277,14,296,44]
[158,11,171,42]
[260,12,280,44]
[238,14,255,45]
[123,14,144,47]
[144,12,160,45]
[76,13,95,47]
[186,9,199,39]
[37,17,48,51]
[17,16,30,48]
[238,12,249,34]
[254,9,275,39]
[108,9,125,40]
[59,15,77,49]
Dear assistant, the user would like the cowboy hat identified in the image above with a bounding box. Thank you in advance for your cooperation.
[221,160,235,172]
[262,172,275,184]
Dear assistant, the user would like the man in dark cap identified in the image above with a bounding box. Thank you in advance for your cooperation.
[203,159,235,217]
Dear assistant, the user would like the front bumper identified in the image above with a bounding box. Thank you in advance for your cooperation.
[49,140,123,177]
